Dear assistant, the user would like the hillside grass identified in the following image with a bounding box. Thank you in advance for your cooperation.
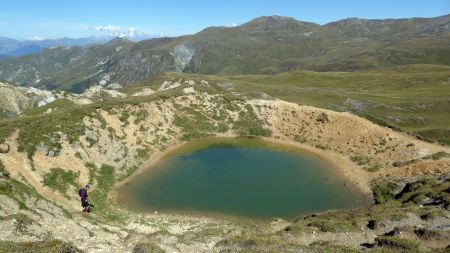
[0,88,185,157]
[231,65,450,145]
[21,98,76,116]
[0,167,42,210]
[42,168,79,197]
[87,163,125,222]
[129,64,450,145]
[0,240,81,253]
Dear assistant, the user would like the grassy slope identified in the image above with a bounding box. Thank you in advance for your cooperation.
[0,240,82,253]
[127,64,450,145]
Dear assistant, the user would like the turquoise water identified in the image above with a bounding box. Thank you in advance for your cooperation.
[118,138,369,220]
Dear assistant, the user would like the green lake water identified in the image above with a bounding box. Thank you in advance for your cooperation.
[118,138,369,220]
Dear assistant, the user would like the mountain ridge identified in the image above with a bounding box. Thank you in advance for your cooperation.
[0,14,449,92]
[0,36,113,56]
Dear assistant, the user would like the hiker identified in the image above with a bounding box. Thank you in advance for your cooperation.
[79,184,92,213]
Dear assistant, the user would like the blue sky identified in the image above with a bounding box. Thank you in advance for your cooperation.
[0,0,449,40]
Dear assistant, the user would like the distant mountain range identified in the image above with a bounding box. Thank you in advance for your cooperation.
[0,36,114,57]
[0,35,153,57]
[0,14,449,92]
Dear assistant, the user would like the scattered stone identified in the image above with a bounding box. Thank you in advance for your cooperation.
[183,87,195,94]
[45,108,53,114]
[82,85,127,98]
[107,83,123,90]
[367,220,380,230]
[417,148,431,158]
[37,96,57,107]
[159,81,172,91]
[47,150,56,157]
[158,80,181,91]
[72,98,93,105]
[132,88,155,97]
[0,143,10,153]
[384,227,403,236]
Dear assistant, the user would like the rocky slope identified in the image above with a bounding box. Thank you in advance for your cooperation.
[0,81,40,114]
[0,79,449,252]
[0,80,130,117]
[0,14,449,92]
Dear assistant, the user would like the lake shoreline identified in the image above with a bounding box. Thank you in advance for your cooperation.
[110,135,374,219]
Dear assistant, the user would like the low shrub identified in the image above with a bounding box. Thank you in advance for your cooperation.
[350,155,371,166]
[0,240,81,253]
[375,236,419,251]
[372,183,397,204]
[42,168,78,196]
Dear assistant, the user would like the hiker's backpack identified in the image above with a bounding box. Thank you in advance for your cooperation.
[78,188,84,197]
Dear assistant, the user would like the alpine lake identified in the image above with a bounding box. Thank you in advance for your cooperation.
[118,137,370,220]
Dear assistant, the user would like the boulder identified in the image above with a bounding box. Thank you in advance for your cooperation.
[47,150,56,157]
[367,219,386,230]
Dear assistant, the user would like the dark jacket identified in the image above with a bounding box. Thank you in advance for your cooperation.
[80,188,88,203]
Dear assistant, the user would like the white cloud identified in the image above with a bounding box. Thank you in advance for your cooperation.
[27,35,43,41]
[91,25,144,38]
[227,23,238,27]
[92,25,121,32]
